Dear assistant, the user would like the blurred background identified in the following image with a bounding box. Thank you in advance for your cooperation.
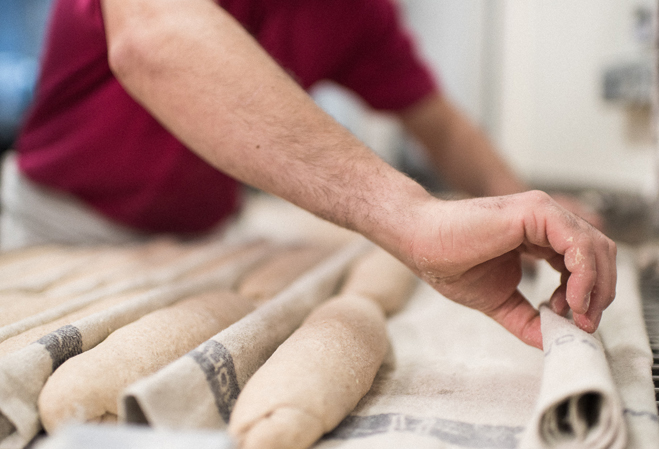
[1,0,658,239]
[316,0,658,193]
[0,0,50,152]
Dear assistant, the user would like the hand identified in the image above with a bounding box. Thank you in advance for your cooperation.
[404,190,616,349]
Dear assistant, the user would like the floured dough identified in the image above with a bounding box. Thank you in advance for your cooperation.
[340,247,416,315]
[229,293,388,449]
[237,245,329,303]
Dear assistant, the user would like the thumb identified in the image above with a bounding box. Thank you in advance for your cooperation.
[486,290,543,349]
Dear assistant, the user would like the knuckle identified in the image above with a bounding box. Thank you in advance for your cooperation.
[525,189,552,205]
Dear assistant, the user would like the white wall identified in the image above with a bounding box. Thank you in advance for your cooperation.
[493,0,657,196]
[404,0,658,196]
[399,0,487,123]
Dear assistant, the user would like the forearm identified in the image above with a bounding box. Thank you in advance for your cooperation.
[400,94,527,197]
[101,0,429,258]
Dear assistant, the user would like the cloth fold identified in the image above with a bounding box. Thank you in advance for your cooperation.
[120,238,371,429]
[518,305,626,449]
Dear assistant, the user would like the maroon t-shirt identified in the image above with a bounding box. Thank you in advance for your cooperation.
[17,0,438,234]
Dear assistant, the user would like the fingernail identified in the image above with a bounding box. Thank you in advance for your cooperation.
[576,312,600,333]
[550,297,568,316]
[574,313,594,333]
[583,292,591,312]
[591,312,601,329]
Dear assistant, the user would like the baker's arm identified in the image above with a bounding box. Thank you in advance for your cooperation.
[100,0,616,348]
[101,0,433,252]
[399,94,604,228]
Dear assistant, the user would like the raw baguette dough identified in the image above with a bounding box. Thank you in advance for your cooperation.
[237,245,329,303]
[229,293,388,449]
[340,247,416,315]
[38,289,255,432]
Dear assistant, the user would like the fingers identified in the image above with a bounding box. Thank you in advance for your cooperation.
[560,237,616,334]
[534,197,617,333]
[571,236,617,332]
[563,243,597,315]
[549,280,569,316]
[487,290,543,349]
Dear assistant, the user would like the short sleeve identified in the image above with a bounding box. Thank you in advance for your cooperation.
[329,0,440,111]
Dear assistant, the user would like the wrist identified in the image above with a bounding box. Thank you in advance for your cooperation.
[356,178,436,268]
